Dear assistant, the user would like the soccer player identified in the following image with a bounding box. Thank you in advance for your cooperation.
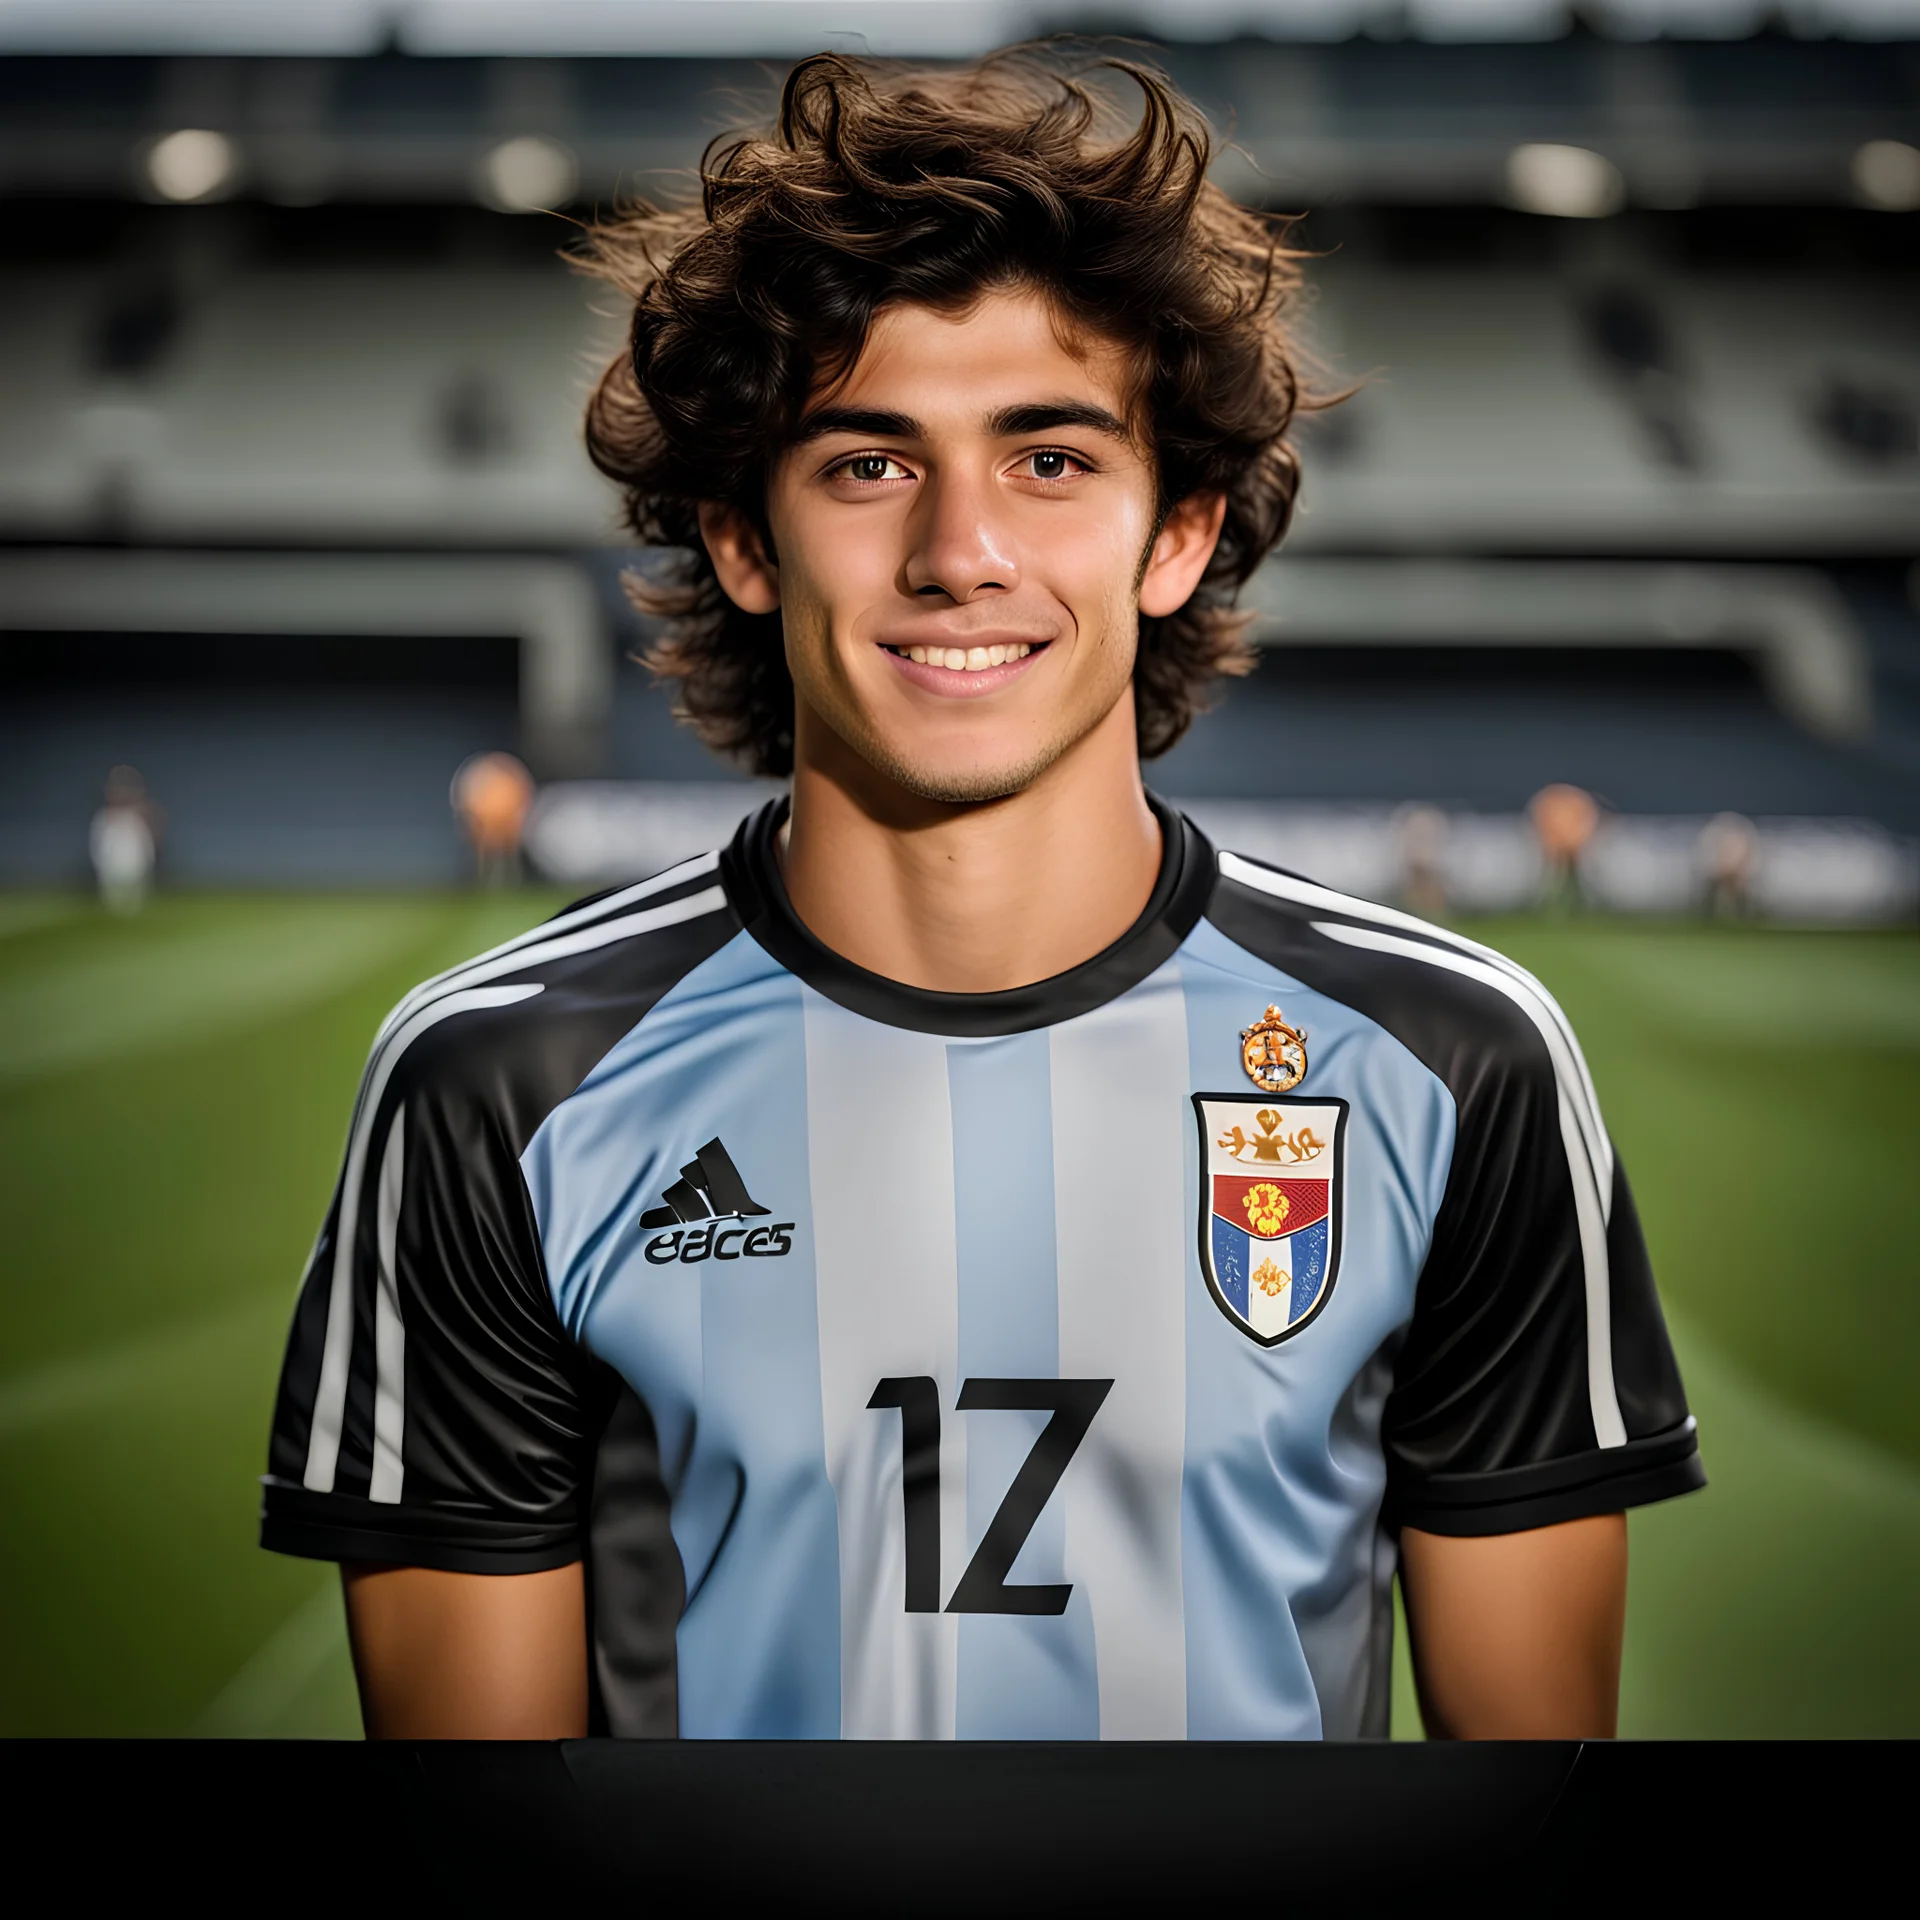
[450,749,535,887]
[263,52,1702,1741]
[89,764,160,914]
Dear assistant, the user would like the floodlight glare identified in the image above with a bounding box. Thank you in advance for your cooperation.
[1851,140,1920,213]
[146,129,237,204]
[479,136,579,214]
[1504,143,1625,220]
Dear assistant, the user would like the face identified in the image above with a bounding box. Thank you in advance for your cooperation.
[700,287,1226,805]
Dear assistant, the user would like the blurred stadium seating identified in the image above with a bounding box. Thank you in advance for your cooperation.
[1,2,1916,900]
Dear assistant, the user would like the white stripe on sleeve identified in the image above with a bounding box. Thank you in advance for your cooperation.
[1309,920,1627,1450]
[303,882,731,1497]
[302,983,543,1494]
[1216,850,1612,1216]
[371,851,721,1052]
[369,1110,407,1505]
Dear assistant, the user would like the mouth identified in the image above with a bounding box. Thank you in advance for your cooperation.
[877,639,1049,697]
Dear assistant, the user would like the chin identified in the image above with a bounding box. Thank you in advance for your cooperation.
[858,728,1071,808]
[889,766,1040,806]
[802,671,1127,810]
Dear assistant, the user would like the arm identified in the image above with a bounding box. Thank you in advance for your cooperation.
[342,1562,590,1739]
[263,998,608,1736]
[1399,1512,1625,1739]
[1368,973,1699,1740]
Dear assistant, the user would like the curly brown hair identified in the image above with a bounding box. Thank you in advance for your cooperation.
[580,47,1312,776]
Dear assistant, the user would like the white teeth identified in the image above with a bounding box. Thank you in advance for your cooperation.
[899,641,1036,671]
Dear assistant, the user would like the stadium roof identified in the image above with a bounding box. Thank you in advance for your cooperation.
[3,0,1918,57]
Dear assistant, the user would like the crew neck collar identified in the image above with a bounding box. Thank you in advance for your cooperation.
[720,792,1214,1037]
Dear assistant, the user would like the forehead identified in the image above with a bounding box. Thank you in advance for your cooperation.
[829,287,1135,421]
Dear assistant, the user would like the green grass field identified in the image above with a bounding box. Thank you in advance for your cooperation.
[1,892,1915,1738]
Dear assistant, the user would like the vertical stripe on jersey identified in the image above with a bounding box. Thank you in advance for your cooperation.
[531,933,840,1738]
[948,1034,1097,1740]
[669,961,836,1738]
[1175,917,1459,1738]
[1050,966,1191,1741]
[369,1113,406,1504]
[805,992,962,1740]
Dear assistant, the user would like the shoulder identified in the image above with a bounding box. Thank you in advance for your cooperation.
[368,850,740,1150]
[1198,840,1579,1107]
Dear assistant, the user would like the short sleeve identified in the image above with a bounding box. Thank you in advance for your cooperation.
[261,1009,589,1574]
[1382,1009,1704,1537]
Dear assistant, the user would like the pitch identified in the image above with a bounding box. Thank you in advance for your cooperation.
[0,891,1914,1738]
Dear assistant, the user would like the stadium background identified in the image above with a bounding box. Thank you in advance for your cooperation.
[1,0,1916,1739]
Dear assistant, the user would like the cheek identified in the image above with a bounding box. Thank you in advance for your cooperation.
[1054,527,1151,642]
[772,504,901,643]
[1046,497,1153,594]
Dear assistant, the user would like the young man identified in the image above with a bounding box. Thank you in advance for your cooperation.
[263,52,1701,1740]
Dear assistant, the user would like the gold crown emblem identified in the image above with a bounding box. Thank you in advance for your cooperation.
[1240,1005,1308,1094]
[1217,1107,1326,1166]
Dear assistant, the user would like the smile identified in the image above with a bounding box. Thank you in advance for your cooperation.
[886,641,1036,672]
[878,639,1049,696]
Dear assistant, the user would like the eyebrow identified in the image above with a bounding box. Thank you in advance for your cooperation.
[985,401,1133,443]
[791,406,920,445]
[791,399,1134,446]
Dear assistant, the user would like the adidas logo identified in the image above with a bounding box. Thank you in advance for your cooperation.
[641,1138,795,1265]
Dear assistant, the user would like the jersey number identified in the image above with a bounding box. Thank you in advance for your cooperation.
[867,1377,1112,1616]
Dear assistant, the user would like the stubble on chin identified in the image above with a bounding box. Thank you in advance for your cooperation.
[850,723,1079,806]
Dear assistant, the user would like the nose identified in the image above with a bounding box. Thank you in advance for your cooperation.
[902,466,1018,603]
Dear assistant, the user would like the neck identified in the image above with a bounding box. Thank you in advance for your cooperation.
[780,698,1163,995]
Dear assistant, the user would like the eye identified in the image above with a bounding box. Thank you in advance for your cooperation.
[1020,448,1089,482]
[835,453,911,484]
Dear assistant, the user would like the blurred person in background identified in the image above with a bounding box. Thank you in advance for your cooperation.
[1529,782,1600,915]
[264,49,1700,1745]
[88,764,161,915]
[1395,802,1449,922]
[450,750,534,886]
[1697,811,1757,919]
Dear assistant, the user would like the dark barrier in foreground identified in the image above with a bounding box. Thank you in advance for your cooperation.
[4,1739,1904,1910]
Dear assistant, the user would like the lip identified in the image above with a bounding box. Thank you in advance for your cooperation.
[879,642,1049,699]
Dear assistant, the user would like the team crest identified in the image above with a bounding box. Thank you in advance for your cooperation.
[1192,1094,1348,1347]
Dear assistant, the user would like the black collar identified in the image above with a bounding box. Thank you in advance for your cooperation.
[720,792,1214,1037]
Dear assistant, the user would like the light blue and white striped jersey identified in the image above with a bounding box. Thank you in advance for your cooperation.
[266,798,1701,1738]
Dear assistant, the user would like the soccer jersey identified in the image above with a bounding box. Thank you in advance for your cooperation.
[263,797,1702,1740]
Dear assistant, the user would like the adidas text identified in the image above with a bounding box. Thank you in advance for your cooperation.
[645,1222,796,1265]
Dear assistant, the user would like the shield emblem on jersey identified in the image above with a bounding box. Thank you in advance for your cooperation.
[1192,1094,1349,1347]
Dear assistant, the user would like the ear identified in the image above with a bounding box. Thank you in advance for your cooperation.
[1138,492,1228,619]
[698,501,781,616]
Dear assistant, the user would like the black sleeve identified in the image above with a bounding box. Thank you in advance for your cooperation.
[261,1001,591,1574]
[259,862,743,1573]
[1382,1006,1705,1537]
[1201,851,1704,1537]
